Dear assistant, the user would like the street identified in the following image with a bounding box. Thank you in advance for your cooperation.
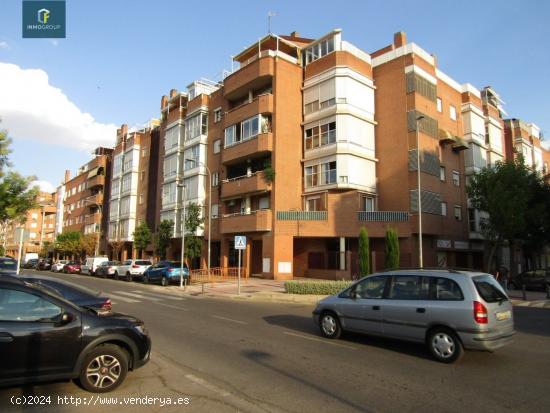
[2,271,550,413]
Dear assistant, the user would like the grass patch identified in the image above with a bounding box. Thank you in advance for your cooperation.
[284,280,353,295]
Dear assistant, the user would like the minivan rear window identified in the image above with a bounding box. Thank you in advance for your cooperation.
[135,261,152,266]
[473,275,508,303]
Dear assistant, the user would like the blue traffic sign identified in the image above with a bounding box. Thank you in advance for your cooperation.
[234,235,247,250]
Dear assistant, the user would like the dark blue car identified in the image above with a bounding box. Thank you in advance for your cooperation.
[143,261,189,286]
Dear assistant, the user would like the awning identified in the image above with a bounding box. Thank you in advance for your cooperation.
[438,129,456,144]
[87,167,100,178]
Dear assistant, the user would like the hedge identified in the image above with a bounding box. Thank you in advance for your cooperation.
[284,280,353,295]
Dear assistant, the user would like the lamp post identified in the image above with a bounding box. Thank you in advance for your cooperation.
[416,115,425,269]
[185,158,212,275]
[176,181,186,288]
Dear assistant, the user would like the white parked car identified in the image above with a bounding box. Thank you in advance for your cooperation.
[116,259,153,281]
[81,256,109,276]
[51,260,69,273]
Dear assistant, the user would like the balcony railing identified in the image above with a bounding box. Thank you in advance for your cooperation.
[221,171,271,198]
[277,211,328,221]
[357,211,409,222]
[220,209,272,233]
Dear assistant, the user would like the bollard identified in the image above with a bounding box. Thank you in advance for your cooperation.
[522,284,527,301]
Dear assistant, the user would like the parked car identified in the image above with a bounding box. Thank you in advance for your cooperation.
[313,269,515,363]
[20,275,112,313]
[38,258,53,271]
[0,258,18,276]
[23,252,38,264]
[0,276,150,392]
[508,269,550,291]
[95,261,122,278]
[143,261,189,286]
[116,259,153,282]
[22,258,39,269]
[81,257,109,276]
[51,260,69,272]
[63,260,81,274]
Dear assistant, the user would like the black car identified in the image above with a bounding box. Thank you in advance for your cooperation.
[20,275,112,313]
[22,258,39,269]
[509,269,550,291]
[0,277,150,392]
[0,258,18,276]
[38,259,53,271]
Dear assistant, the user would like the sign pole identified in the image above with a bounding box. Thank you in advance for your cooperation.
[237,249,241,295]
[234,235,246,296]
[16,228,24,276]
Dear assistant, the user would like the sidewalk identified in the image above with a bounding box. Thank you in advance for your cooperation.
[508,288,550,308]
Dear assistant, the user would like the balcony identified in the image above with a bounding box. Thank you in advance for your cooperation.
[87,174,105,188]
[224,56,275,99]
[221,172,271,199]
[222,132,273,165]
[84,213,101,225]
[357,211,409,222]
[224,94,274,127]
[220,209,272,234]
[276,211,328,221]
[85,193,104,207]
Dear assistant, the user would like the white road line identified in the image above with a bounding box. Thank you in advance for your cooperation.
[184,374,231,397]
[155,302,189,311]
[211,315,248,325]
[131,290,184,301]
[106,293,140,303]
[113,291,160,301]
[283,331,357,350]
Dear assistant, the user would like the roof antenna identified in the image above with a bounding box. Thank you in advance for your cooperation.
[267,11,276,34]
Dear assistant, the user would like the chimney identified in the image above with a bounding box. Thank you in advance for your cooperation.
[64,170,71,183]
[170,88,178,98]
[393,31,407,48]
[161,95,167,110]
[290,31,300,38]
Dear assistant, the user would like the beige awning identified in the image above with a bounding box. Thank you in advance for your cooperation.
[87,167,100,178]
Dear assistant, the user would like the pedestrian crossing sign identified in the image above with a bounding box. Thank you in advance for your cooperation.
[235,235,247,250]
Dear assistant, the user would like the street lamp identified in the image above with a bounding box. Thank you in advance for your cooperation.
[416,115,425,269]
[176,180,186,288]
[185,158,212,275]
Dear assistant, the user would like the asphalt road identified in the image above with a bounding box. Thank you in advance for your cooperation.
[2,270,550,413]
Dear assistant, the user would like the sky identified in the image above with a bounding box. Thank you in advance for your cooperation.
[1,0,550,193]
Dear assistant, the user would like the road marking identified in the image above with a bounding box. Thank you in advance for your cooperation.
[131,290,184,301]
[282,331,357,350]
[106,293,140,303]
[184,373,231,397]
[113,291,160,301]
[211,315,248,325]
[155,302,189,311]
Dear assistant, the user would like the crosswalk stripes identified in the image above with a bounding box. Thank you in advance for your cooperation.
[131,290,184,301]
[113,291,161,301]
[106,292,140,303]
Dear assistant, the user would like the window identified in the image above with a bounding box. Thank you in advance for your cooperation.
[30,222,37,228]
[304,36,335,64]
[120,197,130,215]
[305,165,318,187]
[440,166,446,181]
[322,161,337,185]
[450,105,457,121]
[164,154,178,177]
[139,194,144,205]
[224,115,268,147]
[121,174,132,193]
[472,275,507,303]
[452,170,460,186]
[360,195,374,212]
[259,196,270,209]
[432,277,463,300]
[389,275,430,300]
[0,288,61,322]
[213,139,221,154]
[454,205,462,221]
[113,154,122,176]
[162,183,177,206]
[214,108,222,123]
[184,145,200,170]
[306,197,320,211]
[31,213,38,220]
[468,208,477,232]
[123,151,133,172]
[436,97,442,113]
[354,276,388,299]
[320,98,335,110]
[304,100,319,115]
[212,172,219,187]
[110,200,118,219]
[320,122,336,146]
[164,126,180,151]
[111,179,120,195]
[212,204,219,218]
[305,126,319,149]
[224,124,237,147]
[441,202,447,216]
[185,113,207,141]
[241,116,260,141]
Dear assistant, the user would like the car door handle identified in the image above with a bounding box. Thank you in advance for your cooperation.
[416,308,426,313]
[0,333,13,343]
[372,306,380,311]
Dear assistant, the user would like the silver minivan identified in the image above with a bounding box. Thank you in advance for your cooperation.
[313,269,515,363]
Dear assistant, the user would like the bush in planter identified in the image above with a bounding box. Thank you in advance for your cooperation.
[284,280,353,295]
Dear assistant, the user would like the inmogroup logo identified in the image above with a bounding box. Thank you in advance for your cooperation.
[22,1,66,38]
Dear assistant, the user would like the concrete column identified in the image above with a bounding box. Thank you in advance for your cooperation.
[339,237,346,271]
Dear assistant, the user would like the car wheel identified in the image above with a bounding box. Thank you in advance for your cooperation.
[507,281,516,290]
[126,272,132,282]
[428,328,463,363]
[114,271,119,280]
[161,276,168,287]
[319,312,342,339]
[77,344,128,393]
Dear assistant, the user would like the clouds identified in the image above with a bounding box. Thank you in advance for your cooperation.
[0,62,117,152]
[0,41,9,50]
[32,180,56,193]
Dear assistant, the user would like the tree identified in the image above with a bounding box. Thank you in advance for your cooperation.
[54,231,82,258]
[0,245,5,257]
[358,227,370,277]
[468,158,550,275]
[153,220,173,260]
[81,233,98,258]
[133,222,151,258]
[183,203,205,266]
[384,227,400,270]
[39,241,52,258]
[109,240,125,261]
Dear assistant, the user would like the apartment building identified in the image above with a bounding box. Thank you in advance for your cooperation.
[62,147,113,254]
[4,192,56,257]
[503,118,550,175]
[108,121,160,260]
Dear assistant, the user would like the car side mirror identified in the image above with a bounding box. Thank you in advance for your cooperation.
[57,312,74,325]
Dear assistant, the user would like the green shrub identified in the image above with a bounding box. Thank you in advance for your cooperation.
[284,280,353,295]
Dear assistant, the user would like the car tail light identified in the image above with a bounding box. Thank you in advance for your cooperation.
[167,268,174,272]
[132,264,139,268]
[474,301,488,324]
[101,299,112,311]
